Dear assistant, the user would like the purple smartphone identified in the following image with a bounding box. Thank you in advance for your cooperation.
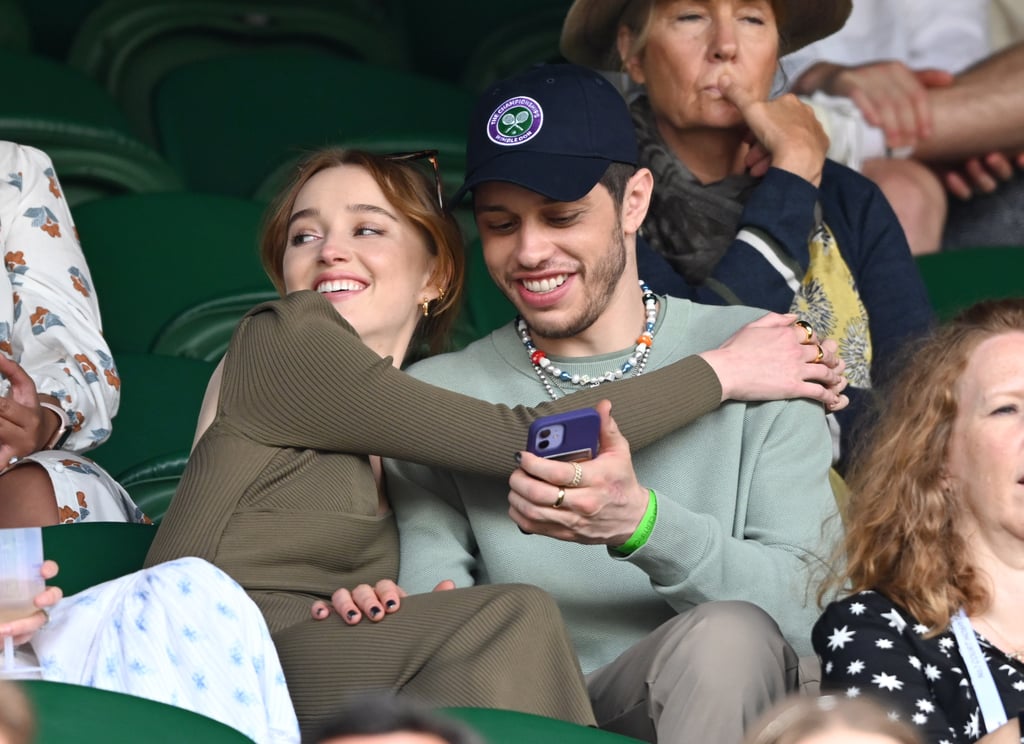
[527,408,600,462]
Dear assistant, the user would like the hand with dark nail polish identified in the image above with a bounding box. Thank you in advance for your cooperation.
[385,600,396,609]
[370,607,381,617]
[346,610,358,620]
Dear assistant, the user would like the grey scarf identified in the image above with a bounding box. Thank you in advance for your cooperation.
[631,96,758,284]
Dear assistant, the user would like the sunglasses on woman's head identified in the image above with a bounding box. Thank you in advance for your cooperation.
[383,150,444,211]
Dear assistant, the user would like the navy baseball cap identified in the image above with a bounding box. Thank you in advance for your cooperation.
[451,63,638,206]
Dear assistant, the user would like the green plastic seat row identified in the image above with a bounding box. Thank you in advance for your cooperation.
[67,0,412,147]
[153,49,475,199]
[20,679,252,743]
[83,352,213,512]
[0,49,181,206]
[73,191,275,359]
[18,678,642,744]
[914,245,1024,321]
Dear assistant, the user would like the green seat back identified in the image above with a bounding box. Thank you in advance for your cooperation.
[399,0,572,84]
[14,0,103,59]
[0,50,182,206]
[86,352,214,480]
[153,49,474,198]
[117,453,189,524]
[459,6,570,94]
[41,522,156,596]
[915,246,1024,321]
[21,680,252,743]
[253,131,468,206]
[462,237,516,340]
[0,0,30,52]
[68,0,411,147]
[151,291,279,362]
[73,192,272,356]
[444,707,645,743]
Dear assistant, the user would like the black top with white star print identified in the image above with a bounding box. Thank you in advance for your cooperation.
[814,590,1024,743]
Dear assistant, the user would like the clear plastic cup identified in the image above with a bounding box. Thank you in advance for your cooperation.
[0,527,45,678]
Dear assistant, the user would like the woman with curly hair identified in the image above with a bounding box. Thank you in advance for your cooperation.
[814,297,1024,743]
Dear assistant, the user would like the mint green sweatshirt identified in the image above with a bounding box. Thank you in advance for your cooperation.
[388,296,839,669]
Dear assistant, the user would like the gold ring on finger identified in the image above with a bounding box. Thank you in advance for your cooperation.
[553,488,566,508]
[794,319,814,343]
[569,462,583,488]
[814,343,824,364]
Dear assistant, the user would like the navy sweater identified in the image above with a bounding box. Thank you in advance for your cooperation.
[638,160,935,468]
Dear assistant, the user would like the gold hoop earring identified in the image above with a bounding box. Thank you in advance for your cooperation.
[421,299,430,317]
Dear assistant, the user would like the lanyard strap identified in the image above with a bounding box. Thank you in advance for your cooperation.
[951,609,1009,733]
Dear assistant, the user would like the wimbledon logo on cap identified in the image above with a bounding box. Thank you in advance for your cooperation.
[487,96,543,146]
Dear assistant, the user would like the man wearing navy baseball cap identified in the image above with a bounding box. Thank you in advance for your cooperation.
[449,62,639,206]
[387,64,838,744]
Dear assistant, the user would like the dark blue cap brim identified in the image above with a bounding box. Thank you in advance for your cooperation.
[449,151,618,207]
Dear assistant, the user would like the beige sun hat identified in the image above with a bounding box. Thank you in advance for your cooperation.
[560,0,853,70]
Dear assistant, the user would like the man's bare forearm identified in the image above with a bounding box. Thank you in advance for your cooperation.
[915,41,1024,161]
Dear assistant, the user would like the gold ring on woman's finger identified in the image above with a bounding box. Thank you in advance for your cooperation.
[793,319,814,343]
[553,488,566,508]
[569,462,583,488]
[813,343,824,364]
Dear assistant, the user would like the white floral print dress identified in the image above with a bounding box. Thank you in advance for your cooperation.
[0,142,143,523]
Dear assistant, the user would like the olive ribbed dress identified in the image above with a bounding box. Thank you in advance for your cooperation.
[145,290,722,737]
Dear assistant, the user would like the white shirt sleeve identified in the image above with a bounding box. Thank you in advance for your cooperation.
[780,0,990,86]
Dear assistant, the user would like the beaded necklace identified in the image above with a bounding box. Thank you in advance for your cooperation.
[517,280,659,401]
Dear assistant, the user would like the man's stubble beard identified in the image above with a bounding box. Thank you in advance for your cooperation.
[517,223,629,341]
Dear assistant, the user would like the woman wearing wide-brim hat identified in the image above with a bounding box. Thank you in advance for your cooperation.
[560,0,935,475]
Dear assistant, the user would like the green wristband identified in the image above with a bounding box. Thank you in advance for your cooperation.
[612,489,658,556]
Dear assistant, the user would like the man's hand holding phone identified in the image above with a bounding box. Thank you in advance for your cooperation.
[509,399,650,547]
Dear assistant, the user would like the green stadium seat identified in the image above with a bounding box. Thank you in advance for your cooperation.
[915,245,1024,321]
[42,522,156,596]
[21,680,252,743]
[73,192,274,357]
[253,131,468,206]
[85,352,214,483]
[153,49,474,199]
[444,707,645,743]
[13,0,103,59]
[116,453,188,524]
[0,49,182,206]
[462,237,516,340]
[399,0,572,85]
[0,0,30,52]
[459,5,570,94]
[68,0,411,146]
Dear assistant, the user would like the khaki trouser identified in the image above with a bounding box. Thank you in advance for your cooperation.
[586,600,801,744]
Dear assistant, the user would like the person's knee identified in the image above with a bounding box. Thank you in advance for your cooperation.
[483,583,563,623]
[659,601,796,676]
[863,158,947,254]
[0,464,58,527]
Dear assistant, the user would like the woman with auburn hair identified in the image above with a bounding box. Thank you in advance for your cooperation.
[814,298,1024,744]
[743,695,922,744]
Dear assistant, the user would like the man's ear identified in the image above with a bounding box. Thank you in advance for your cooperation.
[622,168,654,235]
[617,25,645,84]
